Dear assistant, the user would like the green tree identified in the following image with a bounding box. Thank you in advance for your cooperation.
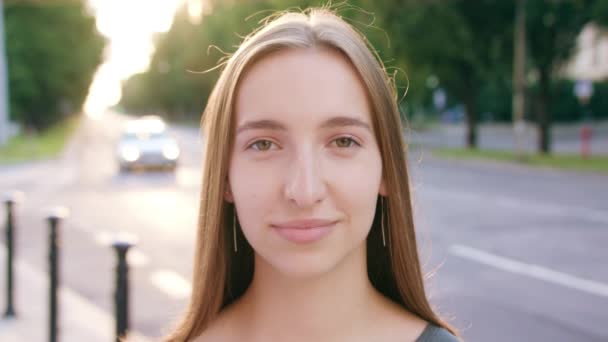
[526,0,593,154]
[376,0,514,149]
[591,0,608,26]
[122,1,262,118]
[5,1,105,130]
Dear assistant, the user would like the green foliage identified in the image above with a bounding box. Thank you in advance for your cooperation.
[547,80,608,122]
[390,1,513,93]
[434,147,608,174]
[122,1,264,118]
[591,0,608,27]
[0,115,80,164]
[477,79,513,122]
[525,0,594,152]
[477,79,608,123]
[5,1,105,131]
[526,0,592,73]
[370,0,515,147]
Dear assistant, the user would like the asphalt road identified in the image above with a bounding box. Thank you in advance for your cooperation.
[1,112,607,341]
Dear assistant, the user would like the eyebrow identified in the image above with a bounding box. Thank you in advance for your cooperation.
[236,119,287,134]
[321,116,372,132]
[236,115,372,134]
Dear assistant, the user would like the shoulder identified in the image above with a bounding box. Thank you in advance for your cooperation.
[415,324,460,342]
[370,293,438,341]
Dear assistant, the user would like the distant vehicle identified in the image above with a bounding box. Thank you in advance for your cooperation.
[116,116,180,172]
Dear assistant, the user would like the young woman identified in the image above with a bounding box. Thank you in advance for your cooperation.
[166,7,460,342]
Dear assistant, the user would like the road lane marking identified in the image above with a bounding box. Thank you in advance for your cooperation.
[422,187,608,225]
[150,270,192,299]
[449,244,608,298]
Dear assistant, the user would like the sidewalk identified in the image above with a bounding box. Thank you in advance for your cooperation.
[408,121,608,155]
[0,246,150,342]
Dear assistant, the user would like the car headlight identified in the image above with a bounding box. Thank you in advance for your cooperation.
[162,144,180,160]
[120,146,140,162]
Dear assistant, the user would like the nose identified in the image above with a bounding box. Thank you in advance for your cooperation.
[283,146,327,208]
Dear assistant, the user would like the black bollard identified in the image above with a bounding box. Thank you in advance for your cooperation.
[112,237,136,342]
[46,207,68,342]
[3,193,19,318]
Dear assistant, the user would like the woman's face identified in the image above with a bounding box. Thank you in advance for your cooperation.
[227,47,386,278]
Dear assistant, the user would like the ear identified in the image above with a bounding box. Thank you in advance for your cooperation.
[224,183,234,203]
[379,178,387,197]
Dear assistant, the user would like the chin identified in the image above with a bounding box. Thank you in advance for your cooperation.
[276,255,338,279]
[248,226,369,279]
[258,246,354,280]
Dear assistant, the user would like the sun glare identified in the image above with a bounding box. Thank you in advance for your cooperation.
[187,0,205,25]
[83,0,204,119]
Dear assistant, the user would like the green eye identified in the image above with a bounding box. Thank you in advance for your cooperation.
[335,137,357,148]
[251,140,273,151]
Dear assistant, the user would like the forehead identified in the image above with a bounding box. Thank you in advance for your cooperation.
[234,47,372,126]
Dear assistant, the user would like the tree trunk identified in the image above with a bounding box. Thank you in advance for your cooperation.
[463,87,478,149]
[537,68,551,154]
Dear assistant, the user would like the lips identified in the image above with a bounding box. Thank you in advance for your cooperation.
[272,219,337,230]
[271,219,337,243]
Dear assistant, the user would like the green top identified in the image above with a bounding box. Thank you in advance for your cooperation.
[416,324,459,342]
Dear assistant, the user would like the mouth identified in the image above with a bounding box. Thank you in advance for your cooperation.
[271,218,338,244]
[271,218,337,230]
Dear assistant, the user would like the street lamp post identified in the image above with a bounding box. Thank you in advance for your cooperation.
[0,0,11,145]
[512,0,527,159]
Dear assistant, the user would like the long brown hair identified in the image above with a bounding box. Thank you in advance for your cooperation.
[166,7,457,341]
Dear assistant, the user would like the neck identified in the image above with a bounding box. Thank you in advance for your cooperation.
[236,244,382,341]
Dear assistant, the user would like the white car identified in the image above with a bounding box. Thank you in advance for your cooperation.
[116,117,180,172]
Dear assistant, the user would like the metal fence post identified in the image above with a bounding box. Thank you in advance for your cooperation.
[3,192,21,318]
[46,207,68,342]
[112,237,136,342]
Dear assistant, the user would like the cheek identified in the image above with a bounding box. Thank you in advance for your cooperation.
[333,144,382,184]
[230,157,282,193]
[229,157,281,228]
[325,151,382,227]
[328,156,381,191]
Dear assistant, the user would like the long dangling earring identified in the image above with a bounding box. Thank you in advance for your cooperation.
[381,196,387,247]
[233,208,238,253]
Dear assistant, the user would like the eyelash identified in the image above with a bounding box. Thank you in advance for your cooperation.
[330,136,361,148]
[246,136,361,151]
